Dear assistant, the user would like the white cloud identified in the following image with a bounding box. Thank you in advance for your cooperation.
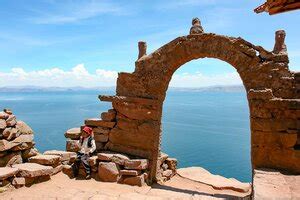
[170,72,242,87]
[0,65,242,88]
[0,64,118,87]
[30,0,125,24]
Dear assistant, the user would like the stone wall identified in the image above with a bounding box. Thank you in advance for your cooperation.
[0,109,69,188]
[97,32,299,183]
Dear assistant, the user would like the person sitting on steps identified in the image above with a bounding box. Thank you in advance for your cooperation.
[72,126,96,179]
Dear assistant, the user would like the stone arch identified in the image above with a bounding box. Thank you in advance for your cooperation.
[100,33,299,183]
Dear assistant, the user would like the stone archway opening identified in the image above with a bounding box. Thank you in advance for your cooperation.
[161,58,251,182]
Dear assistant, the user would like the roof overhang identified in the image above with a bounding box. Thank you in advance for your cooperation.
[254,0,300,15]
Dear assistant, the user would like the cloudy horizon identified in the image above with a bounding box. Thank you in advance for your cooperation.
[0,63,243,88]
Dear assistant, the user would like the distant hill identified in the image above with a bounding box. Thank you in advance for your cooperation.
[0,85,245,93]
[0,86,116,92]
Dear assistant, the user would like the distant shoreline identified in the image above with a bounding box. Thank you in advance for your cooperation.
[0,85,245,93]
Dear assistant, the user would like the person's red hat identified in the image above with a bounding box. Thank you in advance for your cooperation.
[82,126,93,135]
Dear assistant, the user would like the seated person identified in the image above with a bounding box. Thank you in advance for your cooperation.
[72,126,96,179]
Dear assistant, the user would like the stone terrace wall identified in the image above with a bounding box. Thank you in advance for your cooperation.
[98,33,299,183]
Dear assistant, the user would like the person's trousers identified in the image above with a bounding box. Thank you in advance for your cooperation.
[72,152,91,176]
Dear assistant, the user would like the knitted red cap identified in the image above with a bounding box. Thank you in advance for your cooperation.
[82,126,93,135]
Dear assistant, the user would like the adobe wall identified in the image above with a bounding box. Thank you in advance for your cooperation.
[99,31,299,182]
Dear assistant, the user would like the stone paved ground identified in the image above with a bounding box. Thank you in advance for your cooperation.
[0,173,250,200]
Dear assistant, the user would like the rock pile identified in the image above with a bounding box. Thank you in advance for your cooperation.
[0,150,77,189]
[157,153,177,182]
[0,109,78,189]
[0,109,38,167]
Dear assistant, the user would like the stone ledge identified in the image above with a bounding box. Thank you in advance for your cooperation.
[99,95,160,106]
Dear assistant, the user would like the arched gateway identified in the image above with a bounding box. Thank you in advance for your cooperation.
[99,22,300,183]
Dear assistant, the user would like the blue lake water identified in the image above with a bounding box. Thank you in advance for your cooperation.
[0,90,251,182]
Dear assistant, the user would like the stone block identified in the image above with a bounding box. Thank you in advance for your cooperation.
[0,167,19,180]
[165,158,177,172]
[124,159,149,170]
[251,118,297,132]
[6,115,17,127]
[97,152,114,161]
[101,110,116,122]
[0,119,6,130]
[157,152,169,167]
[2,127,20,141]
[122,174,145,186]
[109,128,154,151]
[111,154,130,165]
[16,121,33,135]
[112,101,160,121]
[3,109,12,115]
[62,165,73,178]
[105,142,151,159]
[28,154,61,167]
[12,177,25,188]
[116,118,138,131]
[0,151,22,167]
[13,163,53,178]
[43,150,76,162]
[252,131,297,148]
[120,169,140,176]
[22,148,39,160]
[64,128,81,140]
[11,141,35,151]
[85,118,115,128]
[94,134,109,143]
[24,175,50,186]
[248,89,273,100]
[0,112,9,120]
[0,134,34,151]
[93,127,110,135]
[51,164,63,175]
[98,162,119,182]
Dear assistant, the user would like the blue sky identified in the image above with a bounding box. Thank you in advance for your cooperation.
[0,0,299,87]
